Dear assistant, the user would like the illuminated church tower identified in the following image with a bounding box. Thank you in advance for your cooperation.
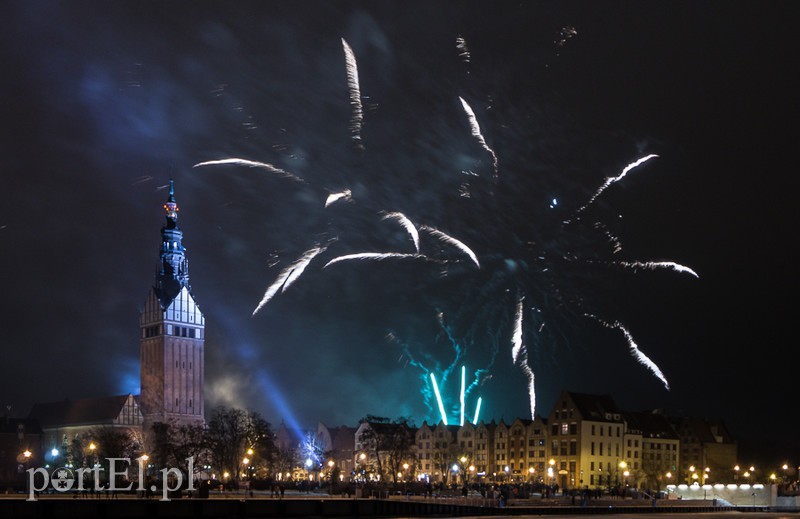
[139,180,205,429]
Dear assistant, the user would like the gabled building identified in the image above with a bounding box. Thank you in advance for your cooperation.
[624,410,680,489]
[139,180,205,430]
[548,390,625,490]
[672,417,737,483]
[316,422,357,477]
[473,420,496,479]
[508,418,531,480]
[27,393,143,468]
[493,419,510,478]
[414,422,435,477]
[27,180,206,455]
[520,416,549,482]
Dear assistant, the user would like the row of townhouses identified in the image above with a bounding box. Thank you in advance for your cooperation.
[297,390,737,491]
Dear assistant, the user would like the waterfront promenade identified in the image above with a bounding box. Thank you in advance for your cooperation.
[2,490,796,518]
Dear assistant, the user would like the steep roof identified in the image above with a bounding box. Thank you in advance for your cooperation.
[624,410,679,439]
[567,391,622,422]
[27,394,135,428]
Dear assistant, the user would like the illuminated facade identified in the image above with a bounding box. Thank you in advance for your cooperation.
[139,180,205,429]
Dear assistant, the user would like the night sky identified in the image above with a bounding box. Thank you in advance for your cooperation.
[1,2,796,464]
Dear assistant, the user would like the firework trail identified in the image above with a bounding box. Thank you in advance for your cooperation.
[420,225,480,268]
[459,96,498,180]
[593,222,623,254]
[325,189,352,207]
[571,154,659,219]
[193,158,306,184]
[512,297,536,418]
[615,261,699,278]
[381,212,420,253]
[587,314,670,390]
[252,246,326,316]
[456,36,471,65]
[341,38,364,150]
[323,252,425,269]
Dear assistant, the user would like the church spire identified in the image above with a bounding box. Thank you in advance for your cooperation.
[154,178,190,306]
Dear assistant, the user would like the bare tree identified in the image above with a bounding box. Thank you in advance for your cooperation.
[205,406,274,481]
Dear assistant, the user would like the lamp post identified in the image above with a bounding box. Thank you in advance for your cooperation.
[305,458,313,493]
[23,450,32,496]
[548,458,555,492]
[734,465,740,483]
[140,454,150,493]
[328,460,335,494]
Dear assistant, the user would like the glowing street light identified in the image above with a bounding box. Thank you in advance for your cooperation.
[22,450,32,495]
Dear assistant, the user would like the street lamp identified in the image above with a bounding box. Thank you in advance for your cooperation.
[734,465,740,482]
[548,458,555,489]
[23,450,32,496]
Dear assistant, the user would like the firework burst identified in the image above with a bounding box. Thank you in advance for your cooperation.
[195,33,697,422]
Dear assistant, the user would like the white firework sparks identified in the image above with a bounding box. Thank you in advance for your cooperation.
[458,96,498,179]
[325,189,352,207]
[323,252,426,269]
[341,38,364,149]
[193,158,305,183]
[253,246,326,316]
[456,36,471,64]
[512,297,536,419]
[573,154,659,218]
[382,212,420,253]
[420,225,480,269]
[615,261,699,278]
[587,315,670,390]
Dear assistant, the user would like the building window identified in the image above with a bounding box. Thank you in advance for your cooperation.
[561,423,569,435]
